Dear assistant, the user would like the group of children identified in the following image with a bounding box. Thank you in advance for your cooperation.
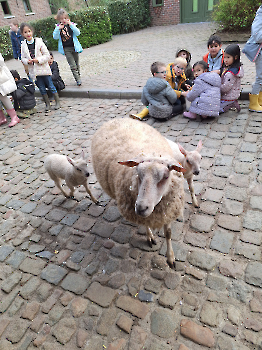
[0,8,81,127]
[131,35,244,121]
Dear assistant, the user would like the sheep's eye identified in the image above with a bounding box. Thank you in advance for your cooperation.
[76,167,81,171]
[186,159,190,164]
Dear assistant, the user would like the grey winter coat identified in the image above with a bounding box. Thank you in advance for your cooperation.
[221,65,244,101]
[141,77,177,119]
[187,72,221,117]
[243,6,262,61]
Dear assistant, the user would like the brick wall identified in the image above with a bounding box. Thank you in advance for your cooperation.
[149,0,180,26]
[0,0,52,27]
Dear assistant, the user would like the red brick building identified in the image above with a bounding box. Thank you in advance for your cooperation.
[0,0,52,27]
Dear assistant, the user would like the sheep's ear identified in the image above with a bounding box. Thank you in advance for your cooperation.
[178,143,187,156]
[168,163,186,173]
[66,156,74,166]
[118,160,140,167]
[196,140,202,152]
[81,150,85,159]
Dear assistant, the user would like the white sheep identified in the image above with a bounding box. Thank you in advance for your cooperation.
[44,151,98,203]
[91,118,185,268]
[166,138,202,207]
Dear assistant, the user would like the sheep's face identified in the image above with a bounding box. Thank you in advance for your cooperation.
[67,152,90,178]
[178,140,202,176]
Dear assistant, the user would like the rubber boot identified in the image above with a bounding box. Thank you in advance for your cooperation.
[258,91,262,106]
[43,94,51,111]
[0,109,7,126]
[129,108,149,120]
[7,108,19,127]
[249,94,262,112]
[53,93,60,110]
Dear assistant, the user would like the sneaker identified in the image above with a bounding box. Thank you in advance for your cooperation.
[183,111,197,119]
[16,111,29,118]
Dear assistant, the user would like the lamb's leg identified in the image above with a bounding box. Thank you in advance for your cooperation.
[146,227,157,248]
[83,182,98,204]
[164,223,175,268]
[66,183,75,198]
[54,179,70,198]
[187,176,199,208]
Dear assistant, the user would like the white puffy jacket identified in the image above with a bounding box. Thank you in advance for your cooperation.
[0,53,17,96]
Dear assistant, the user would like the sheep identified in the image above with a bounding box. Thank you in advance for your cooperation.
[166,138,202,208]
[91,118,186,268]
[44,151,98,204]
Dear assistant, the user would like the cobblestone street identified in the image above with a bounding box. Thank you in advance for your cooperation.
[0,96,261,350]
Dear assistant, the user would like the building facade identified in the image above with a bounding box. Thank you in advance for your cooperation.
[0,0,51,27]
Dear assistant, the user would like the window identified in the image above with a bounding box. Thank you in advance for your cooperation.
[1,1,11,16]
[23,0,32,13]
[192,0,198,13]
[207,0,213,11]
[152,0,163,7]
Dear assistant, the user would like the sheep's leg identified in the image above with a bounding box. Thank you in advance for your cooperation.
[164,223,175,268]
[187,176,199,208]
[146,227,156,248]
[54,179,70,198]
[83,182,98,204]
[66,183,75,198]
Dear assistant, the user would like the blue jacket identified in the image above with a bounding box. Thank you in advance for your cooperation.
[53,23,83,55]
[9,29,24,59]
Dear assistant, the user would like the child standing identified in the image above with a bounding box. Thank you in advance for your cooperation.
[176,48,194,85]
[20,23,60,111]
[10,70,36,118]
[53,8,83,86]
[203,35,224,73]
[183,60,221,119]
[220,44,243,113]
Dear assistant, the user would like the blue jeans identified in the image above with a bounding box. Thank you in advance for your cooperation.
[36,75,57,96]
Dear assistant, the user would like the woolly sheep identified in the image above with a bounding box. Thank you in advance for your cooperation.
[44,151,98,203]
[166,139,202,207]
[91,118,186,268]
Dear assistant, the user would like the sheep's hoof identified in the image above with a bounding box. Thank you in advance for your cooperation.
[167,260,175,269]
[151,239,157,245]
[147,239,153,248]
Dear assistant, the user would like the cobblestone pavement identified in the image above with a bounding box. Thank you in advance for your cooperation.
[0,96,261,350]
[5,22,255,93]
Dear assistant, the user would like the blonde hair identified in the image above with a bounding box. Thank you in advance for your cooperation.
[56,8,69,21]
[173,57,187,68]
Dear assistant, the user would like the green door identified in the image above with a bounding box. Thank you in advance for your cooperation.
[181,0,218,23]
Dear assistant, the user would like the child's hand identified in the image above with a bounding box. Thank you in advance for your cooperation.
[59,23,64,30]
[28,59,34,64]
[181,91,189,97]
[32,58,39,63]
[185,84,191,90]
[65,18,71,25]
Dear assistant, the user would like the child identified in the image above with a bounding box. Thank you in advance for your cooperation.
[0,53,19,127]
[130,61,183,121]
[183,60,221,120]
[10,70,36,118]
[166,57,189,104]
[203,35,224,73]
[53,8,83,86]
[48,52,65,94]
[20,23,60,111]
[176,48,194,85]
[220,44,243,113]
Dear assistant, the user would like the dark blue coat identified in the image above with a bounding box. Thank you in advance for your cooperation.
[10,30,24,59]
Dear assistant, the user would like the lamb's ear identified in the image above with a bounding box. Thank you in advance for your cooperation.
[118,160,140,167]
[168,163,186,173]
[178,143,187,156]
[81,150,85,159]
[196,140,202,152]
[66,156,74,166]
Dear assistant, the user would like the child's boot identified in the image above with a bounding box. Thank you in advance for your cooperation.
[43,94,51,111]
[0,109,7,126]
[7,108,19,127]
[258,91,262,106]
[129,108,149,121]
[183,111,197,119]
[53,93,60,110]
[249,94,262,112]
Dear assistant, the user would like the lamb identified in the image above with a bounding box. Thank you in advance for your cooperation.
[166,138,202,208]
[91,118,186,268]
[44,151,98,204]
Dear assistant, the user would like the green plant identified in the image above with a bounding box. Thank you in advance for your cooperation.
[0,27,14,59]
[48,0,70,14]
[108,0,151,35]
[212,0,261,31]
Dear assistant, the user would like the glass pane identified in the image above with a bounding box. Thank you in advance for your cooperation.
[192,0,198,13]
[155,0,163,5]
[208,0,213,11]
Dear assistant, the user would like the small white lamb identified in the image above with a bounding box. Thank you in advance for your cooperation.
[91,118,186,268]
[44,151,98,203]
[166,138,202,207]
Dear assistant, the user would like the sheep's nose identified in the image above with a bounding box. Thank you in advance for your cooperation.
[135,204,149,217]
[193,170,199,175]
[85,172,90,177]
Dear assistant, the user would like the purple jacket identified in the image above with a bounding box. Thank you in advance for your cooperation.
[221,65,244,101]
[187,72,221,117]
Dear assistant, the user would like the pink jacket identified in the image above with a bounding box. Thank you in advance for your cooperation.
[221,65,244,101]
[21,37,51,81]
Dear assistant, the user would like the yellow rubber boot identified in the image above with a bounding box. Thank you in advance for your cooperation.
[129,108,149,120]
[258,91,262,106]
[249,94,262,112]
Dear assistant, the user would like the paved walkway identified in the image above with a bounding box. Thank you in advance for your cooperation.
[0,94,261,349]
[5,22,255,96]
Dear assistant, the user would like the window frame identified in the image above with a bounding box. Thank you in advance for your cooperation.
[22,0,32,13]
[0,0,12,17]
[152,0,164,8]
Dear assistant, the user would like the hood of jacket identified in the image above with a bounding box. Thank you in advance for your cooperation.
[17,78,35,94]
[176,48,192,63]
[198,72,221,88]
[145,77,170,94]
[226,64,244,78]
